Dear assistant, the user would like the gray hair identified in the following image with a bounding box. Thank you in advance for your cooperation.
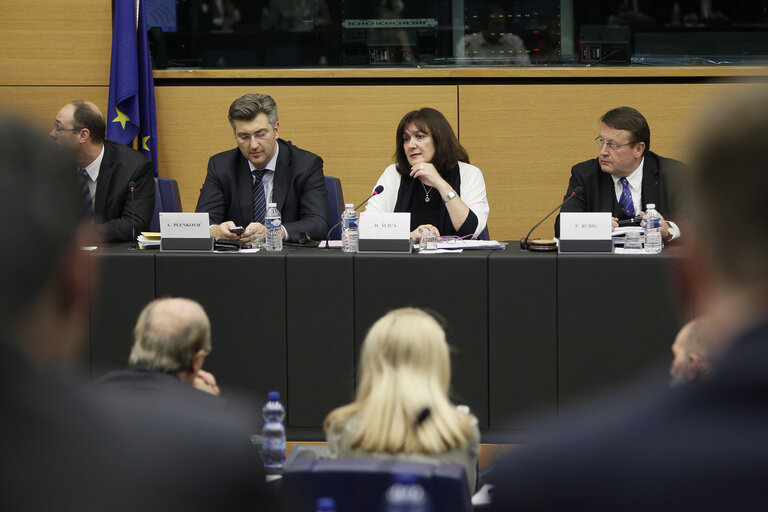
[129,298,212,374]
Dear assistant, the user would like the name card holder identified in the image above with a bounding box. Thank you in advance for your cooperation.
[159,212,214,252]
[358,212,413,253]
[559,212,614,253]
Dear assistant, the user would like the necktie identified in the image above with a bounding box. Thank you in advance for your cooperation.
[618,177,634,218]
[252,169,267,223]
[79,169,94,217]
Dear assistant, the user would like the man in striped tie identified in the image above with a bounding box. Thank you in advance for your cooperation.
[554,106,688,241]
[196,93,329,245]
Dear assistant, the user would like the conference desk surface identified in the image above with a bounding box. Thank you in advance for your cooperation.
[87,245,685,441]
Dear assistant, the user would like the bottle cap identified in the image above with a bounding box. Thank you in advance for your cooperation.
[268,391,280,401]
[392,473,418,485]
[316,497,336,511]
[646,203,655,209]
[345,203,354,208]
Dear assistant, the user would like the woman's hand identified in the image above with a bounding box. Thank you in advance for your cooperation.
[410,163,449,192]
[411,224,440,242]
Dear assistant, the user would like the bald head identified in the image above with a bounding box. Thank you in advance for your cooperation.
[129,298,212,374]
[670,318,711,388]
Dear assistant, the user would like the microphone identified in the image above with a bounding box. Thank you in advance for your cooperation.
[324,185,384,249]
[129,181,137,250]
[520,186,583,250]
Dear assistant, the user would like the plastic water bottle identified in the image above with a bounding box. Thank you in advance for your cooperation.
[384,473,430,512]
[643,203,662,254]
[341,203,358,252]
[315,497,336,512]
[261,391,286,469]
[265,202,283,251]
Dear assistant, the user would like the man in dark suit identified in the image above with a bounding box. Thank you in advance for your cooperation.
[554,106,687,239]
[488,89,768,510]
[196,93,329,244]
[50,100,155,243]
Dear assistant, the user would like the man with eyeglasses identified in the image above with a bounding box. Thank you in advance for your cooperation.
[50,101,155,243]
[196,93,329,245]
[554,106,687,240]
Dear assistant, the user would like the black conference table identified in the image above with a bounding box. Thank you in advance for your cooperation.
[86,244,686,441]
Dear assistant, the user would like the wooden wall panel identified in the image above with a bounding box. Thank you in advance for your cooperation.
[0,0,111,86]
[155,86,458,213]
[458,82,746,240]
[0,87,109,132]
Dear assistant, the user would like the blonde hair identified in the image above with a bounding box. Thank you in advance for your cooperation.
[324,308,474,454]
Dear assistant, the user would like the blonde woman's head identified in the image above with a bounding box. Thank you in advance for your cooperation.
[357,307,451,399]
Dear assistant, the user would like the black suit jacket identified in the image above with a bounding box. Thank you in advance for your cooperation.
[92,367,235,417]
[89,367,277,509]
[488,316,768,510]
[96,140,155,242]
[554,151,688,237]
[195,138,329,241]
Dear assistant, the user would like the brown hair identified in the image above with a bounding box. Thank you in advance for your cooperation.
[601,106,650,155]
[394,108,469,177]
[228,93,278,129]
[71,100,106,144]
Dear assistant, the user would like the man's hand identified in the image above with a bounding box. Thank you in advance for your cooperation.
[241,222,266,246]
[638,211,671,240]
[210,221,239,240]
[193,369,220,396]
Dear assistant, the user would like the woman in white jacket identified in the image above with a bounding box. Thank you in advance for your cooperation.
[365,108,490,242]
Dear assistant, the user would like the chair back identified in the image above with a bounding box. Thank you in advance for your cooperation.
[325,176,345,240]
[282,457,472,512]
[478,224,490,240]
[150,177,183,232]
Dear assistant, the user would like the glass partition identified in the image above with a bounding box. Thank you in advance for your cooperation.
[145,0,768,68]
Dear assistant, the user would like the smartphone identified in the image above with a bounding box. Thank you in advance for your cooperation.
[229,226,245,235]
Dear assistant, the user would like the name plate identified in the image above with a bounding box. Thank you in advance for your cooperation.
[559,212,613,253]
[159,212,213,251]
[358,212,412,252]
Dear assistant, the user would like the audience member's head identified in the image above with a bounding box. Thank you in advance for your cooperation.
[669,318,711,387]
[129,297,213,387]
[325,307,473,454]
[0,115,93,368]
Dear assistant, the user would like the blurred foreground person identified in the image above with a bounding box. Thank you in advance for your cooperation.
[324,307,480,492]
[0,115,124,510]
[489,88,768,510]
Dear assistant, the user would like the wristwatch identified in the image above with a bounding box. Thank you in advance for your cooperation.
[443,190,457,202]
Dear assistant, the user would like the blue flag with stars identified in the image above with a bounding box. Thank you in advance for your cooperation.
[107,0,159,176]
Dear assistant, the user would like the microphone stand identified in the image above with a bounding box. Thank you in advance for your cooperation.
[323,187,383,250]
[129,183,137,250]
[520,187,581,250]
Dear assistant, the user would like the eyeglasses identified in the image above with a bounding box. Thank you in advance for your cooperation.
[236,132,271,143]
[594,136,635,151]
[53,125,82,134]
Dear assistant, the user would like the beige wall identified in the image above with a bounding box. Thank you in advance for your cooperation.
[0,0,761,239]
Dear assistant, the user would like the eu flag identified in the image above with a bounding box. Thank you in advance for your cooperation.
[107,0,159,176]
